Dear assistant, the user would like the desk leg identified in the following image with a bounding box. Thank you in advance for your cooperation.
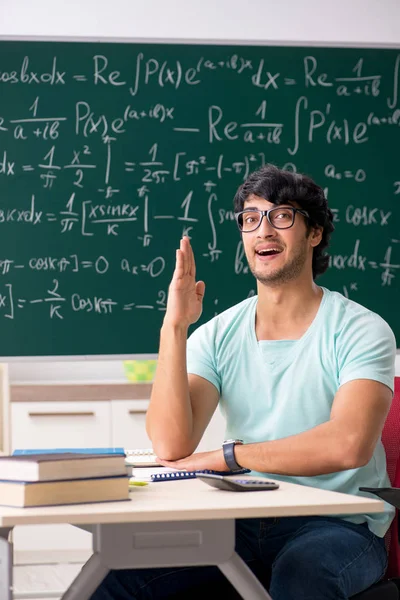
[0,528,12,600]
[219,552,272,600]
[64,520,271,600]
[61,553,109,600]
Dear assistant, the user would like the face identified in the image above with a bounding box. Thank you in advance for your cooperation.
[241,195,321,286]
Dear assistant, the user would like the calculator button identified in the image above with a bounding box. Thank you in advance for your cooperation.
[247,480,267,484]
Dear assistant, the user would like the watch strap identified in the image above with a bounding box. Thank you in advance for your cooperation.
[223,440,243,471]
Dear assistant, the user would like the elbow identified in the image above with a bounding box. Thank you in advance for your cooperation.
[150,433,195,461]
[151,439,171,460]
[146,416,196,460]
[339,437,373,471]
[152,441,192,461]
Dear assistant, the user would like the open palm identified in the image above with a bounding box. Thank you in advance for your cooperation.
[165,237,205,328]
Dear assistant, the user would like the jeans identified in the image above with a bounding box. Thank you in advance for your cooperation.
[89,515,388,600]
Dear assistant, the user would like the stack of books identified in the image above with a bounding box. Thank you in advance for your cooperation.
[0,452,130,508]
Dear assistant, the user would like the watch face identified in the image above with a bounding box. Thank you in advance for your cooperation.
[223,439,243,444]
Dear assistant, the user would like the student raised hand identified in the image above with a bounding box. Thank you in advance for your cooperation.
[164,236,205,329]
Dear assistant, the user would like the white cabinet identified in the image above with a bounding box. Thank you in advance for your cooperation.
[11,401,111,450]
[111,398,226,452]
[0,363,10,455]
[11,401,112,562]
[9,388,226,563]
[111,399,152,449]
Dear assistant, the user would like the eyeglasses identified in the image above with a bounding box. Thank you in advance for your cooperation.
[235,207,309,233]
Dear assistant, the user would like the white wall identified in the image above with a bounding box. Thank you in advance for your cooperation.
[0,0,400,45]
[1,0,399,380]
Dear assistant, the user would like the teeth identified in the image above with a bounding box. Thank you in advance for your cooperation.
[257,249,280,255]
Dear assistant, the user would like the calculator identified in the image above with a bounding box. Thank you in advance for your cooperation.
[196,473,279,492]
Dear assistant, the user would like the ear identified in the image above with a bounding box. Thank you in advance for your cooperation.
[310,226,323,248]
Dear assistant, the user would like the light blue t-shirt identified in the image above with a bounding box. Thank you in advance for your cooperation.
[187,287,396,538]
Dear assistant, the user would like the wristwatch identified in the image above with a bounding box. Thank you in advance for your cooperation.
[222,439,244,471]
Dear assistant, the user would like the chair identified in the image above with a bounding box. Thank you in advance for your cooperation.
[173,377,400,600]
[351,376,400,600]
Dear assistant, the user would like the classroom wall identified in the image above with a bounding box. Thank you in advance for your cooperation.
[1,0,399,379]
[0,0,400,44]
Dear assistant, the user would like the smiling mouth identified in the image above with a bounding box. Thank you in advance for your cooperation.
[255,249,283,257]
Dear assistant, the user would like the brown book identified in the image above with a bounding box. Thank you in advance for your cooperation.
[0,475,130,507]
[0,453,127,482]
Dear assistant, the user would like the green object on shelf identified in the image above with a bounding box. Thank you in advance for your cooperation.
[123,360,157,382]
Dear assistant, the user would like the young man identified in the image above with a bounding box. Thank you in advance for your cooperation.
[91,165,396,599]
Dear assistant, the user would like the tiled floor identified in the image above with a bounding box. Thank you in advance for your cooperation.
[13,563,83,600]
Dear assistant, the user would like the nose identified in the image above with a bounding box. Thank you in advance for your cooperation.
[257,213,277,236]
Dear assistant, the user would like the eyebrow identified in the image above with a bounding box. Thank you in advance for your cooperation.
[242,203,295,210]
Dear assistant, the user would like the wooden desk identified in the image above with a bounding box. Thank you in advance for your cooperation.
[0,477,384,600]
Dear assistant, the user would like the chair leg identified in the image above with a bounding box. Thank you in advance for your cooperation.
[350,580,399,600]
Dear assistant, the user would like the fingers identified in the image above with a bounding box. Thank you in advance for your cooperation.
[178,236,195,278]
[181,237,189,276]
[172,238,189,280]
[195,280,205,299]
[173,247,184,280]
[187,236,197,278]
[172,237,198,284]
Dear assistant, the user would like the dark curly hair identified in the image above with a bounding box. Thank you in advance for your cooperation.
[233,164,334,279]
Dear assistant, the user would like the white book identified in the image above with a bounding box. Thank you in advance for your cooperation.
[130,466,179,483]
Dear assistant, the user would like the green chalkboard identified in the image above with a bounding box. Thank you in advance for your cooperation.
[0,40,399,356]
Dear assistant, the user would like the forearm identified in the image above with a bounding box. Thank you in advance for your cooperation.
[235,421,365,477]
[146,323,194,458]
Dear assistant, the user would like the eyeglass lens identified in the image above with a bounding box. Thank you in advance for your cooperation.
[239,208,295,231]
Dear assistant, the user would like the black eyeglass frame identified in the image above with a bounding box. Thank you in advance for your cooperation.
[234,207,310,232]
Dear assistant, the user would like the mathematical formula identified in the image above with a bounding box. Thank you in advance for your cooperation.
[0,42,398,340]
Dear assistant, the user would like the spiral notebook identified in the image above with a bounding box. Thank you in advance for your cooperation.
[124,448,160,467]
[151,468,250,482]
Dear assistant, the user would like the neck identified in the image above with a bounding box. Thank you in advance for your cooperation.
[255,275,323,339]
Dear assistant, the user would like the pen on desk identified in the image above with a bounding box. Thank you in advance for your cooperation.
[129,479,148,487]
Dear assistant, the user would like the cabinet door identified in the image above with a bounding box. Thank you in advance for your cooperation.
[111,399,151,449]
[111,399,226,452]
[11,401,111,560]
[11,401,111,450]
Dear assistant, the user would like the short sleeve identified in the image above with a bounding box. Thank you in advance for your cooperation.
[186,321,221,394]
[337,312,396,393]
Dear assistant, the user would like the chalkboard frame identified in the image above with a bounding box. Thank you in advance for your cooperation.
[0,36,399,359]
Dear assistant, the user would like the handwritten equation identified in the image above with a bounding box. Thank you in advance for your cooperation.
[0,41,398,353]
